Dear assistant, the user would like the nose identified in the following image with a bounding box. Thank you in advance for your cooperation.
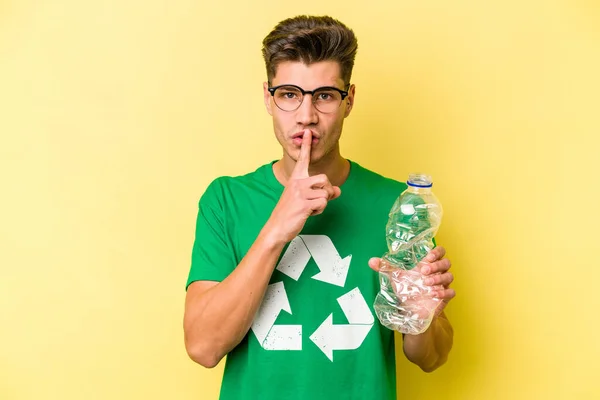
[295,94,319,126]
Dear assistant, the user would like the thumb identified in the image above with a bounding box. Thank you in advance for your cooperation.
[368,257,382,272]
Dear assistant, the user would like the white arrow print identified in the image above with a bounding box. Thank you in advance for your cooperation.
[309,287,374,361]
[301,235,352,287]
[251,282,302,350]
[275,236,311,281]
[276,235,352,287]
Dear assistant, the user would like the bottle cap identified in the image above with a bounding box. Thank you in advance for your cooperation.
[407,173,433,188]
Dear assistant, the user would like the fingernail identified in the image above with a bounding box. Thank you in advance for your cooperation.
[425,278,433,285]
[421,267,430,275]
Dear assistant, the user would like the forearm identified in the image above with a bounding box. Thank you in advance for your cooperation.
[184,228,285,367]
[402,311,454,372]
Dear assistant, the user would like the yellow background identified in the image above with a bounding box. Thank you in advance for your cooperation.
[1,0,599,399]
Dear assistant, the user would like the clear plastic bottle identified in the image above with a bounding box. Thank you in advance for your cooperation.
[374,173,444,335]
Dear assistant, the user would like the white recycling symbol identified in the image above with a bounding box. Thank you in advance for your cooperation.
[250,235,375,361]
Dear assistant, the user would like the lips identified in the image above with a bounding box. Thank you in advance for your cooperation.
[292,131,320,146]
[292,130,320,147]
[291,130,320,140]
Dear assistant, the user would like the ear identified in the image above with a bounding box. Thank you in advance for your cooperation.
[263,82,273,116]
[344,84,356,118]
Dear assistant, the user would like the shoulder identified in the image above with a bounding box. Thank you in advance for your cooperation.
[199,162,273,206]
[349,160,407,193]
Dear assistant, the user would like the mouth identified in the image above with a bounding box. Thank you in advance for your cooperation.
[292,130,320,146]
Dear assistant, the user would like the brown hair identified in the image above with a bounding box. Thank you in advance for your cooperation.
[262,15,358,86]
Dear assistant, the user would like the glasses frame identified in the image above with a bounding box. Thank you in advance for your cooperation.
[267,83,350,113]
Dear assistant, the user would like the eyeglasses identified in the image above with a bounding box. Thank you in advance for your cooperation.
[267,84,349,114]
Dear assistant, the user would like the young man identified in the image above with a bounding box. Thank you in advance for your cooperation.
[184,15,455,400]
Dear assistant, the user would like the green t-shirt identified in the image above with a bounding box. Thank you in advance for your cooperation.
[187,160,407,400]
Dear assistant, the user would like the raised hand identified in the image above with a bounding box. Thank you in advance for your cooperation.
[264,129,341,244]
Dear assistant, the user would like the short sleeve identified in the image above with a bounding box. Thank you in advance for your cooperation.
[185,178,237,289]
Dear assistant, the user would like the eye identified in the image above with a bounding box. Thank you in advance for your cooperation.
[315,90,337,101]
[275,87,301,100]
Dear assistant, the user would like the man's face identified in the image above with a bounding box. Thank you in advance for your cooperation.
[263,61,355,164]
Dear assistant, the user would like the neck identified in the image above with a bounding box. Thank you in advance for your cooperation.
[273,146,350,187]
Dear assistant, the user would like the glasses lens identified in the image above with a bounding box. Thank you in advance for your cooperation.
[312,88,343,113]
[273,86,303,111]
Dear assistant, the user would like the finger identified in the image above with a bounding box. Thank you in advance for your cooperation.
[308,174,329,188]
[306,189,329,200]
[420,258,451,275]
[331,186,341,200]
[424,246,446,263]
[431,288,456,301]
[314,181,335,199]
[368,257,382,272]
[291,129,312,179]
[424,272,454,287]
[308,175,338,200]
[308,197,327,216]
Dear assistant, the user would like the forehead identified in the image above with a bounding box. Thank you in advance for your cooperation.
[271,61,344,89]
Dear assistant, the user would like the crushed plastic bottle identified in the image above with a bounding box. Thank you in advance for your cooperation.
[374,173,444,335]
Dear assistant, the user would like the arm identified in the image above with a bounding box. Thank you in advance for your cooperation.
[183,228,285,368]
[402,311,454,372]
[368,246,456,372]
[184,130,341,368]
[402,247,455,371]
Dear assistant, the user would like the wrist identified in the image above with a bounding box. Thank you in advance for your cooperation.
[257,223,288,250]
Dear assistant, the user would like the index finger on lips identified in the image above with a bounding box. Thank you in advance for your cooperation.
[291,129,312,179]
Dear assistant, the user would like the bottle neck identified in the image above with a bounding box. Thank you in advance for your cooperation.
[406,185,432,195]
